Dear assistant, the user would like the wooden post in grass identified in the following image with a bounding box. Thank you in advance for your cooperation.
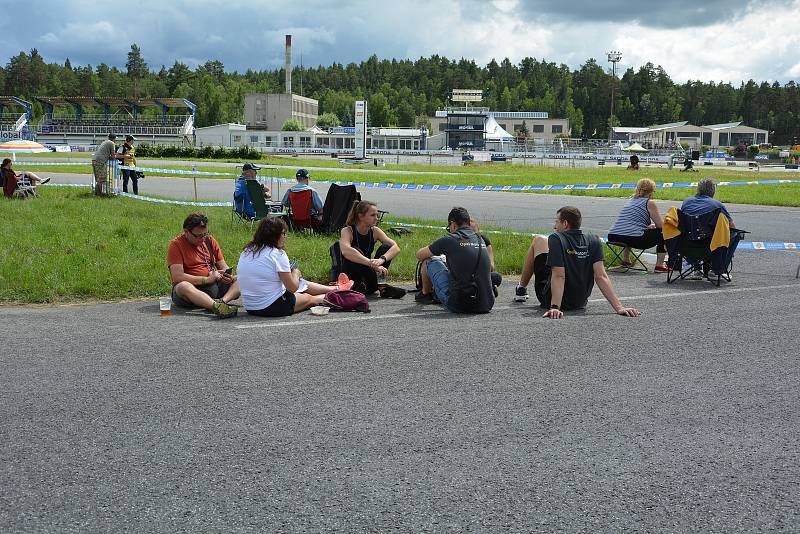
[192,164,198,201]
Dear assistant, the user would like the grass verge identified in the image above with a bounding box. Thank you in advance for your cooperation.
[18,159,800,207]
[0,188,536,303]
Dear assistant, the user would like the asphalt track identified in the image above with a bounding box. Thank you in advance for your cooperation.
[3,171,800,531]
[2,273,799,532]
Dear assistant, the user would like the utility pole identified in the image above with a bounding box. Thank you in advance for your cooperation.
[607,51,622,143]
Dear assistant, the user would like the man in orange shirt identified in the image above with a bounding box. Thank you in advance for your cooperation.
[167,212,240,318]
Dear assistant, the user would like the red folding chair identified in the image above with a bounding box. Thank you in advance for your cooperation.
[288,190,324,232]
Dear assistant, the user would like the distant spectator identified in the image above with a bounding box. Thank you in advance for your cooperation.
[92,133,121,195]
[2,158,49,199]
[117,135,139,194]
[233,162,271,219]
[627,154,640,170]
[282,168,324,220]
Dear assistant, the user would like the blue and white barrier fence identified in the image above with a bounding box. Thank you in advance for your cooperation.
[20,160,800,190]
[113,164,800,190]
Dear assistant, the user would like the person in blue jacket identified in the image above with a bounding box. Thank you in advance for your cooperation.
[233,162,271,219]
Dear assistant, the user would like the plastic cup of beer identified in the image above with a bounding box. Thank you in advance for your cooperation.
[159,297,172,316]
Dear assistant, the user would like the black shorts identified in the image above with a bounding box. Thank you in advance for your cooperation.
[533,253,551,308]
[247,290,296,317]
[171,280,230,308]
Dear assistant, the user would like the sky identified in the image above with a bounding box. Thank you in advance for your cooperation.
[2,0,799,84]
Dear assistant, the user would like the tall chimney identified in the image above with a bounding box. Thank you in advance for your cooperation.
[285,34,292,95]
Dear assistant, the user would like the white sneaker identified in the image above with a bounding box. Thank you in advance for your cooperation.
[514,285,529,302]
[687,269,703,281]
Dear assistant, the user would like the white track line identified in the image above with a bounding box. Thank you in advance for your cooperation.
[234,283,799,329]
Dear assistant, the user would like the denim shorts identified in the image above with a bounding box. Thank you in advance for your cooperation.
[426,258,454,311]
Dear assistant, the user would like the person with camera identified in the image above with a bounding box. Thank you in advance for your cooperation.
[167,212,240,318]
[415,206,494,314]
[118,135,140,194]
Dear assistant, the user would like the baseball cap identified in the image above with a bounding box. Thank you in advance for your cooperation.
[126,135,136,141]
[242,162,261,172]
[296,168,310,180]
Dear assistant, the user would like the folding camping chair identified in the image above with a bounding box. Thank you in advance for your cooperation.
[321,183,361,234]
[665,208,748,287]
[287,189,324,232]
[14,173,37,198]
[606,240,649,273]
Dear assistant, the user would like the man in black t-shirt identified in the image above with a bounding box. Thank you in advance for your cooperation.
[415,207,494,313]
[514,206,640,319]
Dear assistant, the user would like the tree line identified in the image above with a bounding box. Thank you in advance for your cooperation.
[2,45,799,143]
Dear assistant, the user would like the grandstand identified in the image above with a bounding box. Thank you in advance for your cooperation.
[0,96,34,141]
[33,97,196,147]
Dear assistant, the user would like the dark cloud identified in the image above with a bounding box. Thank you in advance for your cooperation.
[509,0,786,28]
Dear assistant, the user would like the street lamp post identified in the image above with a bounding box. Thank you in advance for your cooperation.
[607,51,622,143]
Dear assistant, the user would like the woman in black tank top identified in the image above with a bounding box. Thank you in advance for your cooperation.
[338,201,406,298]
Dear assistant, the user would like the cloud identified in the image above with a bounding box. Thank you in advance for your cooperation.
[611,3,800,82]
[2,0,798,83]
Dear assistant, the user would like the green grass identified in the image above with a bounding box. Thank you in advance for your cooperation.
[17,158,800,207]
[0,188,535,303]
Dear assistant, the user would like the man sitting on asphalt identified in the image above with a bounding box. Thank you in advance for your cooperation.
[281,168,324,221]
[233,162,271,219]
[167,212,240,318]
[415,206,494,314]
[514,206,640,319]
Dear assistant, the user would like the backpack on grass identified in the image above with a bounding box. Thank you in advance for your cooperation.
[323,290,370,313]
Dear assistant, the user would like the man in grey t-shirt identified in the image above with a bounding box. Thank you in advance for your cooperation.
[514,206,640,319]
[92,133,119,195]
[415,206,494,313]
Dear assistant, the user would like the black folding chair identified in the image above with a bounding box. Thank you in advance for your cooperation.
[321,183,360,234]
[606,240,649,273]
[666,208,748,287]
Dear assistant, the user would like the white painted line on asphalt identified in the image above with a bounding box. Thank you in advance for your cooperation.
[600,282,800,304]
[234,282,799,329]
[235,309,453,329]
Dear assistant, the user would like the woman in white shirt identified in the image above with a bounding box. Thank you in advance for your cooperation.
[237,218,333,316]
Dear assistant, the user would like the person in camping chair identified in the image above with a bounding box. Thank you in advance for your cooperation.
[233,162,271,219]
[282,168,324,221]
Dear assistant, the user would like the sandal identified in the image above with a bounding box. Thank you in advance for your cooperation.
[335,273,354,291]
[620,260,634,268]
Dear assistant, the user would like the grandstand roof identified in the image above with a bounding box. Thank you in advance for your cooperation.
[704,122,742,130]
[0,96,33,108]
[646,121,689,131]
[33,96,195,110]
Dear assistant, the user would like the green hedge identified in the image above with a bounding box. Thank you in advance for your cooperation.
[135,144,261,160]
